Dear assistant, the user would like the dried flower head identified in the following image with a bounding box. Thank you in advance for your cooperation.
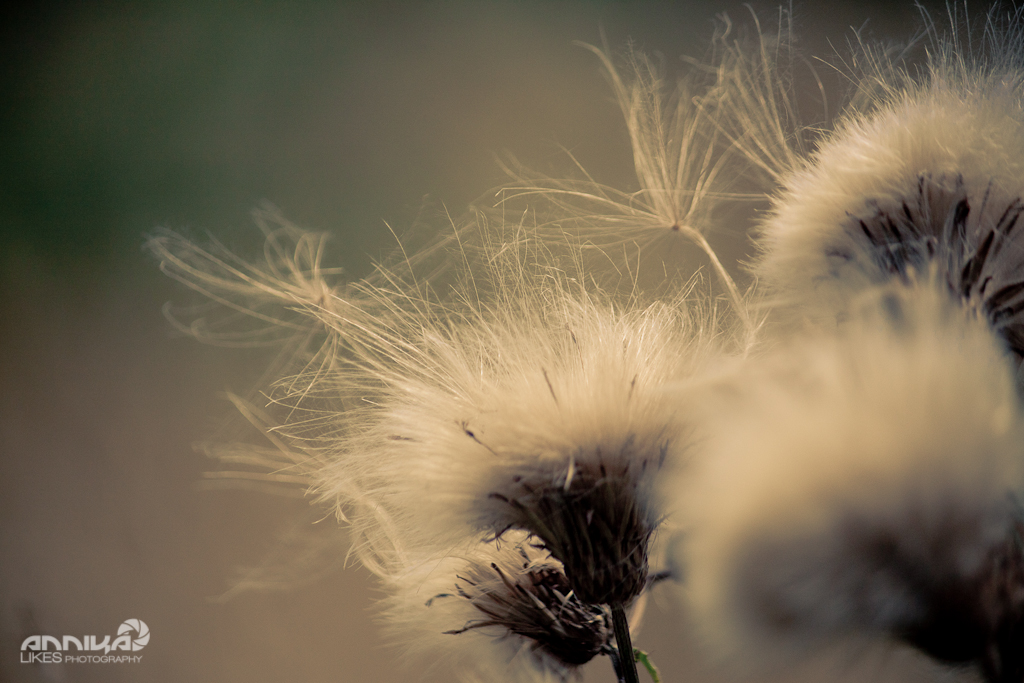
[348,263,714,608]
[752,7,1024,351]
[381,531,611,683]
[486,446,663,606]
[148,204,731,608]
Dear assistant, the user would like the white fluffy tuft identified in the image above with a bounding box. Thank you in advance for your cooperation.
[754,7,1024,340]
[668,282,1024,667]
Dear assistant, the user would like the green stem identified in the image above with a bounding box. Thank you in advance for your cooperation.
[610,603,640,683]
[634,649,661,683]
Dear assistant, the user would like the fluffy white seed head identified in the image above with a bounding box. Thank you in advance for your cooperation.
[667,282,1024,674]
[335,253,722,603]
[148,203,739,601]
[754,8,1024,352]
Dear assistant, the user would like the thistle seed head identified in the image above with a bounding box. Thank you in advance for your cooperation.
[438,544,612,668]
[487,445,665,606]
[753,16,1024,336]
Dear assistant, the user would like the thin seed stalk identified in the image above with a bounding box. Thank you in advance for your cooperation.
[678,223,755,350]
[610,603,640,683]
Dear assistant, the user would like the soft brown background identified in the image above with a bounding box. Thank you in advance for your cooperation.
[0,1,978,682]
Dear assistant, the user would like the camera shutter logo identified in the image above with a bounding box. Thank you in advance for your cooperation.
[117,619,150,651]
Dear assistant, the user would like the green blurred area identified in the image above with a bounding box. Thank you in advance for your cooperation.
[1,1,636,280]
[0,0,936,277]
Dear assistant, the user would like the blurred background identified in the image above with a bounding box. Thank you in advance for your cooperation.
[0,1,968,681]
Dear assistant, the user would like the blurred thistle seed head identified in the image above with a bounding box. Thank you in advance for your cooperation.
[381,532,611,683]
[668,283,1024,679]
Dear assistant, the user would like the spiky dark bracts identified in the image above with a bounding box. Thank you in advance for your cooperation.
[840,173,1024,358]
[488,441,666,607]
[434,546,612,668]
